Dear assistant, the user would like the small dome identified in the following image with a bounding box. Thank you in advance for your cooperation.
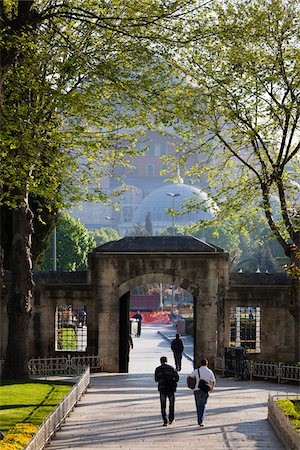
[132,183,216,228]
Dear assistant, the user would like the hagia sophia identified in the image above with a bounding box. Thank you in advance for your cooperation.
[69,131,215,234]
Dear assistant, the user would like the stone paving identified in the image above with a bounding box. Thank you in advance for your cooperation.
[47,324,299,449]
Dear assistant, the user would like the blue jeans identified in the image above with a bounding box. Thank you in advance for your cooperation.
[160,391,175,423]
[194,390,208,424]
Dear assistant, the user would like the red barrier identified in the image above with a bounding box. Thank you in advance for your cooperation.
[130,311,170,324]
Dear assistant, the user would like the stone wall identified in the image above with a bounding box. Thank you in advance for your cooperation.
[1,271,97,360]
[227,273,297,362]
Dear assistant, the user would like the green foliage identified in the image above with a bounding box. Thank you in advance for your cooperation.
[161,0,300,263]
[176,214,287,272]
[276,399,300,432]
[0,0,198,211]
[0,0,200,379]
[0,379,73,432]
[41,215,96,271]
[89,227,120,247]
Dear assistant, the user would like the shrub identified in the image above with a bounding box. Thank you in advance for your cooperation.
[276,399,300,432]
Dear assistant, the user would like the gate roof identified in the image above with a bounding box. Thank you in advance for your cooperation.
[94,236,224,253]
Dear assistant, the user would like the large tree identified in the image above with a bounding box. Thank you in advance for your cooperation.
[162,0,300,277]
[0,0,196,378]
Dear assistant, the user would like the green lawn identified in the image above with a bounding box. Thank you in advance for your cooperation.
[0,378,73,433]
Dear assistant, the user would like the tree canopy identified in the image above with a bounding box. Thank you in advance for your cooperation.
[161,0,300,273]
[0,0,199,378]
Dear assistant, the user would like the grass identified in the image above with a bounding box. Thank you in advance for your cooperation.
[276,399,300,432]
[57,327,77,350]
[0,378,73,433]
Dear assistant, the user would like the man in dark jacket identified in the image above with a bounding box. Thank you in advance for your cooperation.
[154,356,179,426]
[132,310,142,337]
[171,333,184,371]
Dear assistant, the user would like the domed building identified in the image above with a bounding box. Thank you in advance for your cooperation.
[125,182,217,234]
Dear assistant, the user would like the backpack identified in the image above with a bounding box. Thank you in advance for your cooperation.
[187,375,196,389]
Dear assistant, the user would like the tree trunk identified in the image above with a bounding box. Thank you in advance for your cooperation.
[2,194,34,379]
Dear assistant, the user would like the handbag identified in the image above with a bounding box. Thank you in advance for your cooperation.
[198,369,210,392]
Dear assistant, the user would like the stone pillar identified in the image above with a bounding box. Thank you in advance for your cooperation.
[194,256,228,369]
[97,286,120,372]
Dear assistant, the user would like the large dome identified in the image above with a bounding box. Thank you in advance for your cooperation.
[132,183,216,229]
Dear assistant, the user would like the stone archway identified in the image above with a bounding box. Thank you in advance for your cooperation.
[118,273,197,372]
[88,236,229,372]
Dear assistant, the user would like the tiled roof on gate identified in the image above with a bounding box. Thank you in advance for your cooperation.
[94,236,224,253]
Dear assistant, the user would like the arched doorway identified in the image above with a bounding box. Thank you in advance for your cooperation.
[118,275,196,373]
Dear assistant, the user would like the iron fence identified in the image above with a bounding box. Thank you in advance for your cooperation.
[247,361,300,383]
[23,366,90,450]
[216,357,299,384]
[1,354,103,378]
[28,354,103,377]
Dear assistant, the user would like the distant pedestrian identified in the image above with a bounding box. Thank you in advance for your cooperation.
[171,333,184,371]
[155,356,179,426]
[188,358,216,426]
[132,310,142,337]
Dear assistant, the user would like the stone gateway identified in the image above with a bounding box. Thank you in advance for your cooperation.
[1,236,298,372]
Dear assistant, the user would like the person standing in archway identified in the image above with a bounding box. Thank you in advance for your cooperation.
[132,310,142,337]
[171,333,184,371]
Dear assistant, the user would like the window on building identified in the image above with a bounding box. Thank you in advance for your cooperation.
[55,305,87,352]
[146,164,154,176]
[230,306,261,352]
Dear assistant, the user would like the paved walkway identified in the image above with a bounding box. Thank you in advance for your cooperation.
[47,324,298,449]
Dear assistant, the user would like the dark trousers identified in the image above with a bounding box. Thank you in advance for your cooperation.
[194,390,209,424]
[159,391,175,423]
[173,351,182,370]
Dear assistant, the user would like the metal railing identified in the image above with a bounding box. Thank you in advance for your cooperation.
[28,354,103,377]
[216,358,299,384]
[23,366,90,450]
[247,361,300,383]
[0,354,103,378]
